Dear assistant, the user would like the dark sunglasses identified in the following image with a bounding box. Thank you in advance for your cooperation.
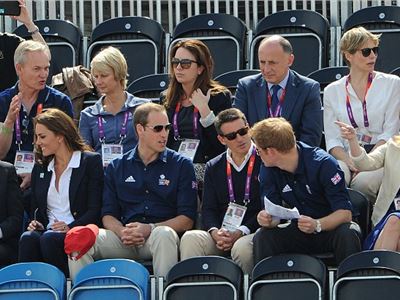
[222,126,249,141]
[145,123,172,133]
[171,58,198,69]
[359,47,379,57]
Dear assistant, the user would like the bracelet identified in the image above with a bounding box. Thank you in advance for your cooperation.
[0,123,13,135]
[28,25,39,35]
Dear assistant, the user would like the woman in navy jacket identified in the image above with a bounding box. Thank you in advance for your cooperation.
[18,108,103,276]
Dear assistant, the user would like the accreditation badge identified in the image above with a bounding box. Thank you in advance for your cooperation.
[101,144,123,168]
[394,197,400,211]
[14,151,35,174]
[221,202,247,232]
[178,138,200,161]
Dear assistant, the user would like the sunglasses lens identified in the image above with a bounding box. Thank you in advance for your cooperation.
[165,124,172,131]
[180,59,192,69]
[153,125,164,132]
[225,133,237,140]
[224,127,249,140]
[237,127,249,137]
[361,47,378,57]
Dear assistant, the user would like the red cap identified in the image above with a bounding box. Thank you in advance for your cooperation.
[64,224,99,260]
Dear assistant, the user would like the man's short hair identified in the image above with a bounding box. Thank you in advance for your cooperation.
[250,117,296,153]
[14,40,51,66]
[214,108,247,135]
[133,102,166,130]
[259,35,293,55]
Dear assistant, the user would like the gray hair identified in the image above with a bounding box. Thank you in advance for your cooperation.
[14,40,51,66]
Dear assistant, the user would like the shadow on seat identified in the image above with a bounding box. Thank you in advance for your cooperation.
[333,250,400,300]
[248,254,327,300]
[0,262,66,300]
[162,256,243,300]
[68,259,149,300]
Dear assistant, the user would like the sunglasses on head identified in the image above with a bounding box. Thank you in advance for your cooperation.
[171,58,198,69]
[145,123,172,133]
[359,47,379,57]
[222,126,249,141]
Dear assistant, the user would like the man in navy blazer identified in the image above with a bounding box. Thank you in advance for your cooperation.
[233,35,323,147]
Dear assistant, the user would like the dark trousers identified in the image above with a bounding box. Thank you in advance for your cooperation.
[0,241,18,268]
[253,222,361,265]
[18,230,68,276]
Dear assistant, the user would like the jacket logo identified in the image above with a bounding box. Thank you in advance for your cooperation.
[125,175,136,182]
[159,174,170,186]
[282,184,292,193]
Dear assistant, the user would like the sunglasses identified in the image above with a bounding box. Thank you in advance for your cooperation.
[171,58,198,69]
[359,47,379,57]
[145,123,172,133]
[222,126,249,141]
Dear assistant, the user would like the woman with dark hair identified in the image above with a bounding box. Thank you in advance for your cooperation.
[18,108,103,276]
[163,40,232,183]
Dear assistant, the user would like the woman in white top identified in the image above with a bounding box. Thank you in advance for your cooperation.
[18,109,103,276]
[324,27,400,203]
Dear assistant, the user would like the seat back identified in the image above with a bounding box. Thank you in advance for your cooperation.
[333,250,400,300]
[163,256,243,300]
[0,262,66,300]
[87,16,165,84]
[249,254,326,300]
[390,67,400,77]
[69,259,149,300]
[347,188,370,239]
[214,69,260,95]
[127,73,170,103]
[343,6,400,73]
[250,10,329,76]
[13,19,83,84]
[169,13,248,77]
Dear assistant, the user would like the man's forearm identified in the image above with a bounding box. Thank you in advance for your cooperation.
[319,209,352,231]
[102,215,125,238]
[155,215,194,233]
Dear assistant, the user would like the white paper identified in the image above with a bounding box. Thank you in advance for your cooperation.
[264,196,300,220]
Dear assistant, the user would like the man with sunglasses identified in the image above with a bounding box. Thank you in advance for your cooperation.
[251,117,361,266]
[233,35,323,147]
[180,108,262,274]
[68,102,198,280]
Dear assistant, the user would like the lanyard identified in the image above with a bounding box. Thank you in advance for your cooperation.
[173,102,199,140]
[15,103,43,150]
[98,111,129,144]
[226,147,256,206]
[345,73,373,129]
[266,86,286,117]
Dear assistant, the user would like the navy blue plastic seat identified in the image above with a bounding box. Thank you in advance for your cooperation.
[69,259,149,300]
[86,16,165,84]
[0,262,66,300]
[214,69,260,95]
[250,10,330,76]
[127,73,170,103]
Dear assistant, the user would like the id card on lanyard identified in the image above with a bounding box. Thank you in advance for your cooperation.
[14,103,43,151]
[266,86,286,117]
[98,111,129,167]
[14,150,35,174]
[221,148,256,231]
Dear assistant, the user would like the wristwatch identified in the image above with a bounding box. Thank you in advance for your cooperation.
[315,219,322,233]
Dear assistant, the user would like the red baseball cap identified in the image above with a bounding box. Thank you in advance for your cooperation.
[64,224,99,260]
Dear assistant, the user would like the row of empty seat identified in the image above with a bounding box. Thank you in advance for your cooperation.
[12,6,400,86]
[1,251,400,300]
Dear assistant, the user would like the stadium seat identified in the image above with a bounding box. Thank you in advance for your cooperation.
[0,262,66,300]
[162,256,243,300]
[250,10,330,76]
[333,250,400,300]
[86,16,165,84]
[127,73,169,103]
[390,67,400,77]
[13,19,83,84]
[214,69,260,95]
[347,188,370,240]
[169,13,248,77]
[343,6,400,73]
[68,259,149,300]
[248,254,327,300]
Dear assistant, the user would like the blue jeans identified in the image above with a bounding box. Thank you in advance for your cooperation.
[18,230,68,276]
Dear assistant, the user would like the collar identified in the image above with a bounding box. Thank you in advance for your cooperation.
[129,146,168,164]
[267,70,290,91]
[293,143,305,176]
[48,151,82,172]
[90,92,148,115]
[226,142,255,172]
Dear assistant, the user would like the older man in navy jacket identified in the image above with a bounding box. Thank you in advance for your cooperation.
[233,35,322,147]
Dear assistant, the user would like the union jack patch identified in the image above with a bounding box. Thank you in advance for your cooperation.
[331,173,342,185]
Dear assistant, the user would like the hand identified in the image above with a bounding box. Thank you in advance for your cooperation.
[11,0,33,28]
[4,94,21,127]
[51,221,70,233]
[257,210,273,227]
[345,158,359,173]
[120,222,150,246]
[335,121,357,142]
[190,89,211,116]
[27,220,44,231]
[19,173,31,191]
[297,215,318,234]
[211,229,241,251]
